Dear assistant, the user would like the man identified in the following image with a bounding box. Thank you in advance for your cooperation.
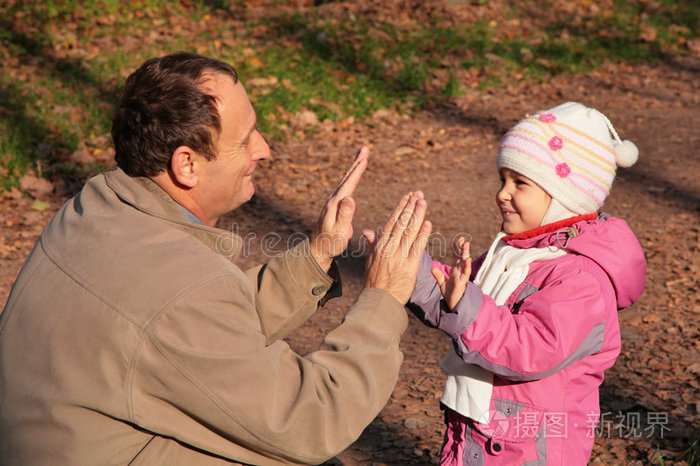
[0,52,432,465]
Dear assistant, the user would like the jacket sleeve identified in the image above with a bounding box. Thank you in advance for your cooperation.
[245,238,342,344]
[406,251,445,327]
[129,272,408,465]
[407,251,482,333]
[426,259,615,381]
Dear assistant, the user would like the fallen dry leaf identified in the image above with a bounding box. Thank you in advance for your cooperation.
[19,174,54,196]
[687,363,700,375]
[29,200,50,212]
[639,25,657,42]
[687,38,700,56]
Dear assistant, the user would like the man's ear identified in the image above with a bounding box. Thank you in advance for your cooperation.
[170,146,199,188]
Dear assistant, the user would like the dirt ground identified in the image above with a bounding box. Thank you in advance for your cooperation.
[1,49,699,466]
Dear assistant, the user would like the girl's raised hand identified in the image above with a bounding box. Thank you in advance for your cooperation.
[431,237,472,310]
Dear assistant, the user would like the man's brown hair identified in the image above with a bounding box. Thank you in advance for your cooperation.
[112,52,238,177]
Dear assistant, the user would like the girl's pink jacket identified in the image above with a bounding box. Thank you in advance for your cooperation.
[408,214,646,465]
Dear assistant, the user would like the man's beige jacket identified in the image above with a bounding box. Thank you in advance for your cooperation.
[0,169,408,465]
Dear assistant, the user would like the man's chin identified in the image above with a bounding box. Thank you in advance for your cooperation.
[242,185,255,204]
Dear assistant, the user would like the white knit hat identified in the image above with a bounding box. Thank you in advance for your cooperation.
[497,102,638,214]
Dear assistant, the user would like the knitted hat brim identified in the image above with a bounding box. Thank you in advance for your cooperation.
[497,146,602,214]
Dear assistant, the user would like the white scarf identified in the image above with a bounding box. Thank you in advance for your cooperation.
[440,232,568,423]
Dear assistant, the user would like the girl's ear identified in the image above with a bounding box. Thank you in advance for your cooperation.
[169,146,199,188]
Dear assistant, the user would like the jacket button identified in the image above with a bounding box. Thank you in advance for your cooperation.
[312,285,326,296]
[489,439,503,455]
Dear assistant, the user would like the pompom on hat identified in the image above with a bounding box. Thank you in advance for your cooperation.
[497,102,639,214]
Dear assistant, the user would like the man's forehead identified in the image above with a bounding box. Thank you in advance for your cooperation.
[197,72,234,99]
[198,72,257,144]
[198,73,254,116]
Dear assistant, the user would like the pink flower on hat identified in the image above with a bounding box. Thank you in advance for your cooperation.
[549,136,563,151]
[556,163,571,177]
[539,113,556,123]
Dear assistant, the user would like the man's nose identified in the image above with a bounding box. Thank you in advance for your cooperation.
[251,131,271,161]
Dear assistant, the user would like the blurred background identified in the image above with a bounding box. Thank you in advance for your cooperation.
[1,0,698,191]
[1,1,699,464]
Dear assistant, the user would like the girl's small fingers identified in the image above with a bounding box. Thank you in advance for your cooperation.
[453,236,468,259]
[454,239,468,259]
[362,229,377,246]
[463,257,473,277]
[431,266,447,295]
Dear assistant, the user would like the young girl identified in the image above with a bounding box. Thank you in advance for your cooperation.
[409,102,646,465]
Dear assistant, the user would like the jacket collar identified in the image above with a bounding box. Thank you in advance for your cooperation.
[103,168,244,262]
[503,213,598,249]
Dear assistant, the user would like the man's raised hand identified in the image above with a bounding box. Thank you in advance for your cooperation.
[309,147,369,271]
[363,192,432,304]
